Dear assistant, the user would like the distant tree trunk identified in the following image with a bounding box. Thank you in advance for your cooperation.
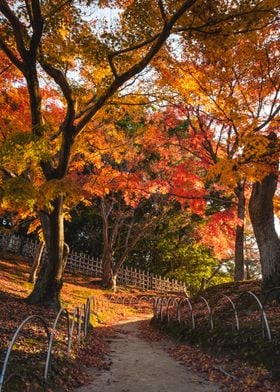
[102,247,114,288]
[234,182,245,281]
[100,196,153,290]
[62,242,70,271]
[245,261,251,280]
[28,241,44,283]
[18,237,26,256]
[100,198,117,289]
[27,196,65,309]
[249,133,280,290]
[1,228,15,257]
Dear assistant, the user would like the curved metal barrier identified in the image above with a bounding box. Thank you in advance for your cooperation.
[0,315,50,392]
[221,294,240,331]
[0,296,94,391]
[129,296,139,305]
[44,308,71,382]
[238,291,271,341]
[177,297,195,329]
[210,294,240,332]
[191,296,213,330]
[153,290,274,343]
[138,296,149,303]
[153,297,160,319]
[159,298,169,321]
[166,297,180,323]
[1,288,276,390]
[122,296,131,305]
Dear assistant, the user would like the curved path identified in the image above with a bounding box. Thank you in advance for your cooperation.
[76,316,220,392]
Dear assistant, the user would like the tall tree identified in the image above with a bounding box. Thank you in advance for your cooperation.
[0,0,199,308]
[153,17,280,281]
[249,132,280,290]
[0,1,278,307]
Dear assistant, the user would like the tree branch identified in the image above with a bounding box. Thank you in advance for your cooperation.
[0,1,28,59]
[29,0,44,57]
[0,39,24,71]
[40,60,76,131]
[158,0,167,22]
[76,0,197,134]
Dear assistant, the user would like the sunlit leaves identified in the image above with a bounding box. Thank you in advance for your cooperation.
[0,132,51,176]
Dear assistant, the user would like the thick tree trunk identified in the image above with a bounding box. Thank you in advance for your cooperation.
[234,182,245,281]
[27,196,65,309]
[249,142,280,289]
[28,241,45,283]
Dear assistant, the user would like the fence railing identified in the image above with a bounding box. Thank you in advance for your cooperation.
[0,296,93,392]
[153,290,276,342]
[0,294,155,391]
[0,232,187,293]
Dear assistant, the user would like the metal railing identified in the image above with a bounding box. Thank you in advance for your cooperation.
[0,297,93,392]
[153,290,277,343]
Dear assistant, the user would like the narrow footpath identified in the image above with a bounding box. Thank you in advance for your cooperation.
[76,316,221,392]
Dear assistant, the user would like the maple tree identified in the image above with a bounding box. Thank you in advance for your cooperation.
[0,0,199,308]
[129,206,232,295]
[153,14,280,285]
[75,103,209,289]
[249,132,280,289]
[0,0,279,308]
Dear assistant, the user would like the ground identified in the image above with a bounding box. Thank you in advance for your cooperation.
[76,316,220,392]
[1,256,280,391]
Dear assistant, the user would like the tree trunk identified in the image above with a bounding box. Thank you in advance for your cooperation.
[111,274,117,293]
[28,241,44,283]
[249,170,280,290]
[102,246,114,288]
[234,182,245,281]
[27,196,65,309]
[249,133,280,290]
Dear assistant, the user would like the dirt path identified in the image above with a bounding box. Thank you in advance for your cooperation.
[76,316,221,392]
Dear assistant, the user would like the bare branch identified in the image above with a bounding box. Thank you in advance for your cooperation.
[24,0,34,27]
[40,60,75,130]
[175,6,278,35]
[110,35,160,60]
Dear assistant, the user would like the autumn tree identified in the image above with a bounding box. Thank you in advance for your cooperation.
[153,15,280,282]
[128,204,232,295]
[76,102,208,288]
[0,0,279,308]
[0,0,199,308]
[249,132,280,289]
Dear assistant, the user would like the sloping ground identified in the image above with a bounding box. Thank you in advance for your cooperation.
[2,258,280,392]
[154,280,280,391]
[0,257,154,391]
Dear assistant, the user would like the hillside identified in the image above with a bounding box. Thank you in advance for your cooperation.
[1,257,280,391]
[153,279,280,391]
[0,257,153,391]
